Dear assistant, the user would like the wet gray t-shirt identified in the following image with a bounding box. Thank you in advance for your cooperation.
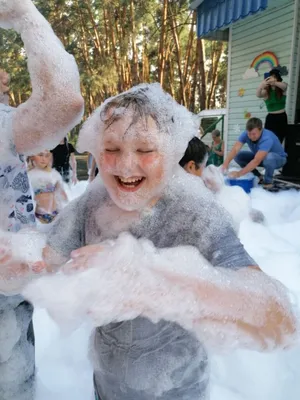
[48,173,256,400]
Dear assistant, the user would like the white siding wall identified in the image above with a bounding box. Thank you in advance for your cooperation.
[289,0,300,120]
[226,0,296,150]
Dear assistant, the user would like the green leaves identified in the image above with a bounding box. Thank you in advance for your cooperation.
[1,0,227,122]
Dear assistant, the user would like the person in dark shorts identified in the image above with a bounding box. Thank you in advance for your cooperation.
[51,137,78,184]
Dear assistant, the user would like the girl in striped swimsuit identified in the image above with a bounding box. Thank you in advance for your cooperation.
[28,150,68,224]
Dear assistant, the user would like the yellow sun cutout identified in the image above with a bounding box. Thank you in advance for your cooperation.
[238,88,245,97]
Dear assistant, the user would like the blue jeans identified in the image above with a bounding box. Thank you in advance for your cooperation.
[234,151,286,184]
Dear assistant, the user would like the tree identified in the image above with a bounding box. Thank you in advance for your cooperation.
[0,0,228,144]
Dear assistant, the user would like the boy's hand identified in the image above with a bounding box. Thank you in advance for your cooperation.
[63,243,108,273]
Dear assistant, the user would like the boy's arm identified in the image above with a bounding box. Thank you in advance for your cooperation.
[58,232,297,350]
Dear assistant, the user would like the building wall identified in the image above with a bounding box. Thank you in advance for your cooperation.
[290,0,300,122]
[226,0,299,150]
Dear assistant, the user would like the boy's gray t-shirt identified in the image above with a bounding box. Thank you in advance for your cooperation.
[48,175,256,400]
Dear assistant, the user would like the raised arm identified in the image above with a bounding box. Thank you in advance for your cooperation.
[256,80,268,99]
[274,81,288,93]
[0,0,84,154]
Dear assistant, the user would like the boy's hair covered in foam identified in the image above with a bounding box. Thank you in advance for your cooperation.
[77,83,198,160]
[179,137,208,169]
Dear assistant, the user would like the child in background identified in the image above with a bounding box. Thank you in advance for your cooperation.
[28,150,68,224]
[179,136,208,176]
[179,137,264,229]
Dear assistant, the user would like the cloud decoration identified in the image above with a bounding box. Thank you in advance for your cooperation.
[243,68,259,80]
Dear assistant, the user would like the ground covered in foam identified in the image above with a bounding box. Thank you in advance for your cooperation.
[34,182,300,400]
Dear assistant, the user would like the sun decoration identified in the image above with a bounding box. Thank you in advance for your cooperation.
[238,88,245,97]
[244,110,252,119]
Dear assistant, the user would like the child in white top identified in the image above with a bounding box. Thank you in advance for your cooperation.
[28,150,68,224]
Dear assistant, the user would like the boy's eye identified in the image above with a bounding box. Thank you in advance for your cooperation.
[137,149,154,154]
[105,149,120,153]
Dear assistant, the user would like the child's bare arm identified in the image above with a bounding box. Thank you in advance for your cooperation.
[56,182,68,202]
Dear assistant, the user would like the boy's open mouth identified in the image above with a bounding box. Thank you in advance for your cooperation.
[115,176,145,192]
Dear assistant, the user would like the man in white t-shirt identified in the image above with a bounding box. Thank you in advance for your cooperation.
[0,1,84,398]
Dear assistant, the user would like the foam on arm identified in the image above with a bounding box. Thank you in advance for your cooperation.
[0,228,46,295]
[23,233,299,351]
[7,0,84,154]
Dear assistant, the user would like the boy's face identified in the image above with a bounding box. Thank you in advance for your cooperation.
[96,110,169,211]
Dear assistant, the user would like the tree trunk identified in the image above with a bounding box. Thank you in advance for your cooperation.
[158,0,168,86]
[206,42,223,108]
[130,0,139,85]
[168,3,186,105]
[197,38,206,111]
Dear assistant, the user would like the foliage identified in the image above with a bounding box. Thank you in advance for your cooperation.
[0,0,228,143]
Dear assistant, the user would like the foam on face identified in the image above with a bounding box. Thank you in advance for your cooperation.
[77,83,198,163]
[77,86,198,211]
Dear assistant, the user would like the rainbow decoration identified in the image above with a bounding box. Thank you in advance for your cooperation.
[250,51,279,72]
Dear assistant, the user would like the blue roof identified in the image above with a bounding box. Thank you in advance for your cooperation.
[195,0,268,37]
